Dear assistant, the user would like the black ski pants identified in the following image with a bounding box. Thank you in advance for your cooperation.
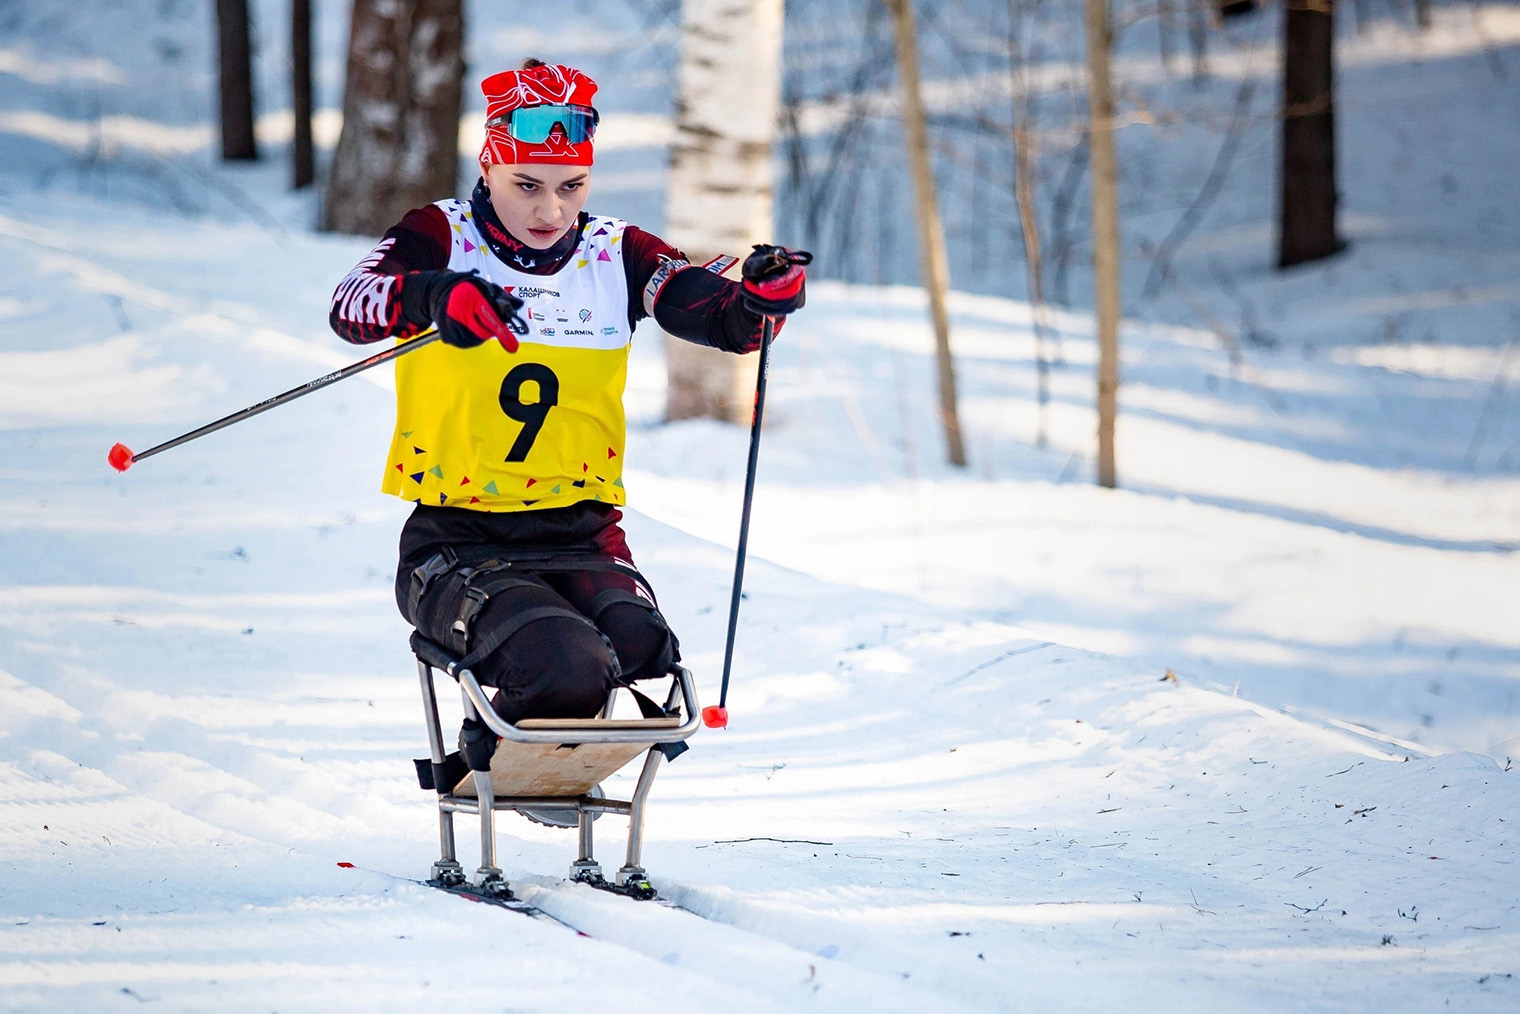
[395,503,677,725]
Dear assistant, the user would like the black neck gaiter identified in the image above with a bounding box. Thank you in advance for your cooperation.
[469,177,584,275]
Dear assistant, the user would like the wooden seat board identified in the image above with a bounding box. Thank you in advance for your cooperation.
[453,740,652,797]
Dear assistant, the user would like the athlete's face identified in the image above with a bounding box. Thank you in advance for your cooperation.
[484,163,591,249]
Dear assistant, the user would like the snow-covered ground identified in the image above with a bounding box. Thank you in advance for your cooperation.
[3,2,1519,1011]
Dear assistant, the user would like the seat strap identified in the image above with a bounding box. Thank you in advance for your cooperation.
[413,751,469,793]
[626,686,667,719]
[623,685,690,763]
[451,548,642,576]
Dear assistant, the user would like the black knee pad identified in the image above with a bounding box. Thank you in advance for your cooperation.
[597,602,677,681]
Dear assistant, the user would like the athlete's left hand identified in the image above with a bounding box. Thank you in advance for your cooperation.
[741,245,812,317]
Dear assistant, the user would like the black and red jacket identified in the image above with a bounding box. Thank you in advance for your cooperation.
[330,177,773,352]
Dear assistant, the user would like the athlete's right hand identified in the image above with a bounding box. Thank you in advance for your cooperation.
[427,271,525,351]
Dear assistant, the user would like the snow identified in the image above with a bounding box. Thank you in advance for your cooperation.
[2,1,1519,1011]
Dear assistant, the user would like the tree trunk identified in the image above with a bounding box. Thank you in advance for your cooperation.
[1015,125,1053,449]
[1007,2,1052,447]
[1187,0,1209,85]
[216,0,257,161]
[663,0,784,424]
[1277,0,1339,268]
[1350,0,1370,34]
[323,0,464,235]
[886,0,966,468]
[1157,0,1176,71]
[1086,0,1120,489]
[291,0,315,189]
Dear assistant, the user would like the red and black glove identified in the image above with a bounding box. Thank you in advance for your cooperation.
[424,271,526,351]
[741,245,812,317]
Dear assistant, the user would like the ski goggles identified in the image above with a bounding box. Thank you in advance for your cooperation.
[485,103,599,144]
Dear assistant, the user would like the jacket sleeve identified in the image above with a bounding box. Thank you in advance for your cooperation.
[329,205,455,344]
[621,226,778,353]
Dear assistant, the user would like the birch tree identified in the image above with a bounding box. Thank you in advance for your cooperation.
[885,0,966,467]
[664,0,784,423]
[1087,0,1120,489]
[323,0,464,235]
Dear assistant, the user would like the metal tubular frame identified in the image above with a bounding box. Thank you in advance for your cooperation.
[416,659,465,885]
[620,749,664,885]
[452,664,702,744]
[414,656,700,896]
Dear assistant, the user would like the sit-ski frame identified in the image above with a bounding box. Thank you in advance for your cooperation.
[413,637,701,899]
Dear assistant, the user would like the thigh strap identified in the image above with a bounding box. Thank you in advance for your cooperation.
[585,587,658,620]
[452,562,599,668]
[408,549,663,669]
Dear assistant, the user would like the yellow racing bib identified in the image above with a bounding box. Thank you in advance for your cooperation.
[381,208,633,512]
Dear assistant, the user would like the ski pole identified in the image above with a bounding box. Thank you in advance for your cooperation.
[703,314,776,730]
[108,328,443,472]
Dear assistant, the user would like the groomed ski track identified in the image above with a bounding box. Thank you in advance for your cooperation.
[1,188,1515,1005]
[6,4,1520,998]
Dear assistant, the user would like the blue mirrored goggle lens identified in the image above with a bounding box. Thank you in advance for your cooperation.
[503,105,597,144]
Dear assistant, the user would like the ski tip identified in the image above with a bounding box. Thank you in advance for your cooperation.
[701,705,728,729]
[107,443,134,472]
[336,862,356,868]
